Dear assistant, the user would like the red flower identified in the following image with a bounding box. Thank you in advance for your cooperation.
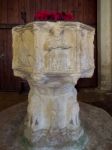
[34,10,75,21]
[34,10,49,20]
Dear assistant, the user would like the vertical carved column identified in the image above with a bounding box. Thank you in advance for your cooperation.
[24,82,83,146]
[12,22,95,149]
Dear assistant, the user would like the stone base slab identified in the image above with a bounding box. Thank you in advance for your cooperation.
[0,102,112,150]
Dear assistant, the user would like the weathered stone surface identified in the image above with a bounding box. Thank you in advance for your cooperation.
[12,22,95,78]
[0,102,112,150]
[12,22,95,149]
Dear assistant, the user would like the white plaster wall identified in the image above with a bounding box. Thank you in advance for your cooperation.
[97,0,112,90]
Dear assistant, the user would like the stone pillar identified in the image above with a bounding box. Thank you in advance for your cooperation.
[24,82,83,147]
[12,22,95,150]
[97,0,112,90]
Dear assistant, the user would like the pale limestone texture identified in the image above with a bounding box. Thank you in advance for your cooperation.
[12,21,95,149]
[0,102,112,150]
[97,0,112,90]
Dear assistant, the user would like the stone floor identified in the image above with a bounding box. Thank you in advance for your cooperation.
[0,89,112,116]
[78,89,112,116]
[0,102,112,150]
[0,89,112,150]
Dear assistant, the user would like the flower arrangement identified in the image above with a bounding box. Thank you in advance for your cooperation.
[34,10,75,21]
